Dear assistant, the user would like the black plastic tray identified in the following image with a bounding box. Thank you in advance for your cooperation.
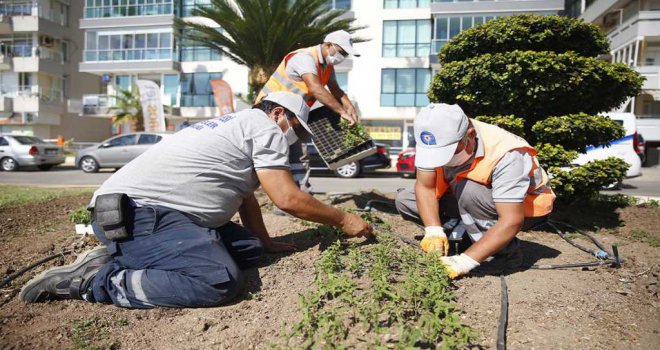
[307,106,377,170]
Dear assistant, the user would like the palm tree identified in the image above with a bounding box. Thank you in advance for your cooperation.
[109,86,144,132]
[175,0,365,100]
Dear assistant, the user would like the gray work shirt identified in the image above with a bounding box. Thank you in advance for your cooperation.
[91,109,290,228]
[285,45,337,83]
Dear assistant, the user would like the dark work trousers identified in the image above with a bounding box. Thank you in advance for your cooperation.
[90,205,263,309]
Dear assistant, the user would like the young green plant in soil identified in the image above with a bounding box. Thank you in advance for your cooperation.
[340,119,371,149]
[275,213,476,349]
[69,206,92,225]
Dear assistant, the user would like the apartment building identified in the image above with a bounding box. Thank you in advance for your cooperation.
[78,0,249,132]
[568,0,660,149]
[0,0,110,140]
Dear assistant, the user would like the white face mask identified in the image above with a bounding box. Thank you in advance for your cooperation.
[326,46,345,65]
[445,139,472,167]
[283,117,299,146]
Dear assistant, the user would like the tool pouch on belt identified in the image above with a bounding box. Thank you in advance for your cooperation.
[94,193,131,241]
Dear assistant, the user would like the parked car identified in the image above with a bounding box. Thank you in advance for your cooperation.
[75,132,170,173]
[396,148,416,178]
[307,143,391,178]
[574,112,642,178]
[0,134,65,171]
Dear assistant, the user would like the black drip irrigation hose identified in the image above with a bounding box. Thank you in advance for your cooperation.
[497,275,508,350]
[0,250,72,289]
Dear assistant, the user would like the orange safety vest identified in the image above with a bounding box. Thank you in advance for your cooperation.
[435,119,556,218]
[255,46,334,107]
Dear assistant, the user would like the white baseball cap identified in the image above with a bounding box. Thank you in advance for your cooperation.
[324,30,360,57]
[262,92,313,136]
[414,103,469,169]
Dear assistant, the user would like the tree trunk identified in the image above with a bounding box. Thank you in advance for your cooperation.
[248,65,275,103]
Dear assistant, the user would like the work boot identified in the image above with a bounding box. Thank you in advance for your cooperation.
[20,246,112,303]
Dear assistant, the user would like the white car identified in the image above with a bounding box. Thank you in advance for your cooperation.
[75,132,170,173]
[573,112,642,178]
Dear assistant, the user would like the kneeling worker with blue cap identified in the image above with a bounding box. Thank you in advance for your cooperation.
[20,91,373,308]
[395,103,555,278]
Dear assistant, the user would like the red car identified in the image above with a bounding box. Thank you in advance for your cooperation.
[396,148,416,178]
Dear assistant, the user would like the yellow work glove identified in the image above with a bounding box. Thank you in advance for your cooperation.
[421,226,449,255]
[439,254,480,279]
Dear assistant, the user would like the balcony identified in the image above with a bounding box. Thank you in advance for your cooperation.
[0,13,10,34]
[430,0,563,14]
[12,47,65,75]
[606,11,660,50]
[80,49,180,74]
[0,52,10,70]
[0,96,12,113]
[11,86,64,115]
[639,65,660,91]
[80,94,115,117]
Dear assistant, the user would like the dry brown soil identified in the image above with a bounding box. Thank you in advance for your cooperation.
[0,192,658,349]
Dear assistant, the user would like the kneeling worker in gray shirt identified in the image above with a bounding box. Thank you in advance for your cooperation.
[20,91,373,308]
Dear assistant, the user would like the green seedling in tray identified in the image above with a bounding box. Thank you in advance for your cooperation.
[340,119,371,149]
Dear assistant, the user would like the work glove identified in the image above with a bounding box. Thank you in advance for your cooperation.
[439,254,480,279]
[421,226,449,255]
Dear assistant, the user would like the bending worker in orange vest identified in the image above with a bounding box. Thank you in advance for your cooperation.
[255,30,360,188]
[395,104,556,279]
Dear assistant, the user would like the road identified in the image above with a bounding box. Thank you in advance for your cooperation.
[1,167,659,198]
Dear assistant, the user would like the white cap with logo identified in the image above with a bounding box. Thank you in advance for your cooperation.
[414,103,469,169]
[262,91,313,136]
[324,30,360,57]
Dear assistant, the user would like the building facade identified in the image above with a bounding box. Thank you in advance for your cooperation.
[78,0,249,132]
[0,0,110,140]
[569,0,660,146]
[348,0,564,154]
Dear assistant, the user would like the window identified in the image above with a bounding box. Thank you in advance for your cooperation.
[84,0,174,18]
[335,72,348,92]
[180,72,223,107]
[383,20,431,57]
[163,74,179,106]
[433,15,498,52]
[84,31,173,62]
[116,75,133,91]
[381,68,430,107]
[138,134,162,144]
[108,134,137,147]
[325,0,351,10]
[179,29,222,62]
[180,0,211,17]
[0,138,8,146]
[384,0,429,8]
[13,136,44,145]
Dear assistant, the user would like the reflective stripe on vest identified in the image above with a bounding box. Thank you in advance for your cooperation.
[255,46,333,106]
[435,119,556,218]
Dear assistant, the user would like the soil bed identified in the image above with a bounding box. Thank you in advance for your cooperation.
[0,192,658,349]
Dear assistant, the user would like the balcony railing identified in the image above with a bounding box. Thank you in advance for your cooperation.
[84,49,175,62]
[85,2,174,18]
[0,2,67,26]
[1,85,63,103]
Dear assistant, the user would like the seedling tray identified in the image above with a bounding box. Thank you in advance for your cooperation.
[307,107,377,170]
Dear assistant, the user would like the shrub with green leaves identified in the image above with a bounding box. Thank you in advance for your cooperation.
[340,119,371,148]
[475,115,525,137]
[439,14,609,63]
[429,15,642,202]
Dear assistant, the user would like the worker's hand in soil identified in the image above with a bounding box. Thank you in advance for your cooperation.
[340,212,374,237]
[438,254,480,279]
[420,226,449,255]
[263,240,298,253]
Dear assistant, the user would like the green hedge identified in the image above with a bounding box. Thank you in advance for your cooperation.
[532,113,626,152]
[548,157,629,202]
[535,143,579,168]
[439,15,609,63]
[474,115,525,137]
[429,51,644,121]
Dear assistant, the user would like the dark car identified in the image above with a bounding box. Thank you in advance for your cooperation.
[307,143,391,178]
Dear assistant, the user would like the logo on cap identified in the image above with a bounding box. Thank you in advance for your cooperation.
[420,131,436,145]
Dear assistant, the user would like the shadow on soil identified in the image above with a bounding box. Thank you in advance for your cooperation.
[550,195,632,231]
